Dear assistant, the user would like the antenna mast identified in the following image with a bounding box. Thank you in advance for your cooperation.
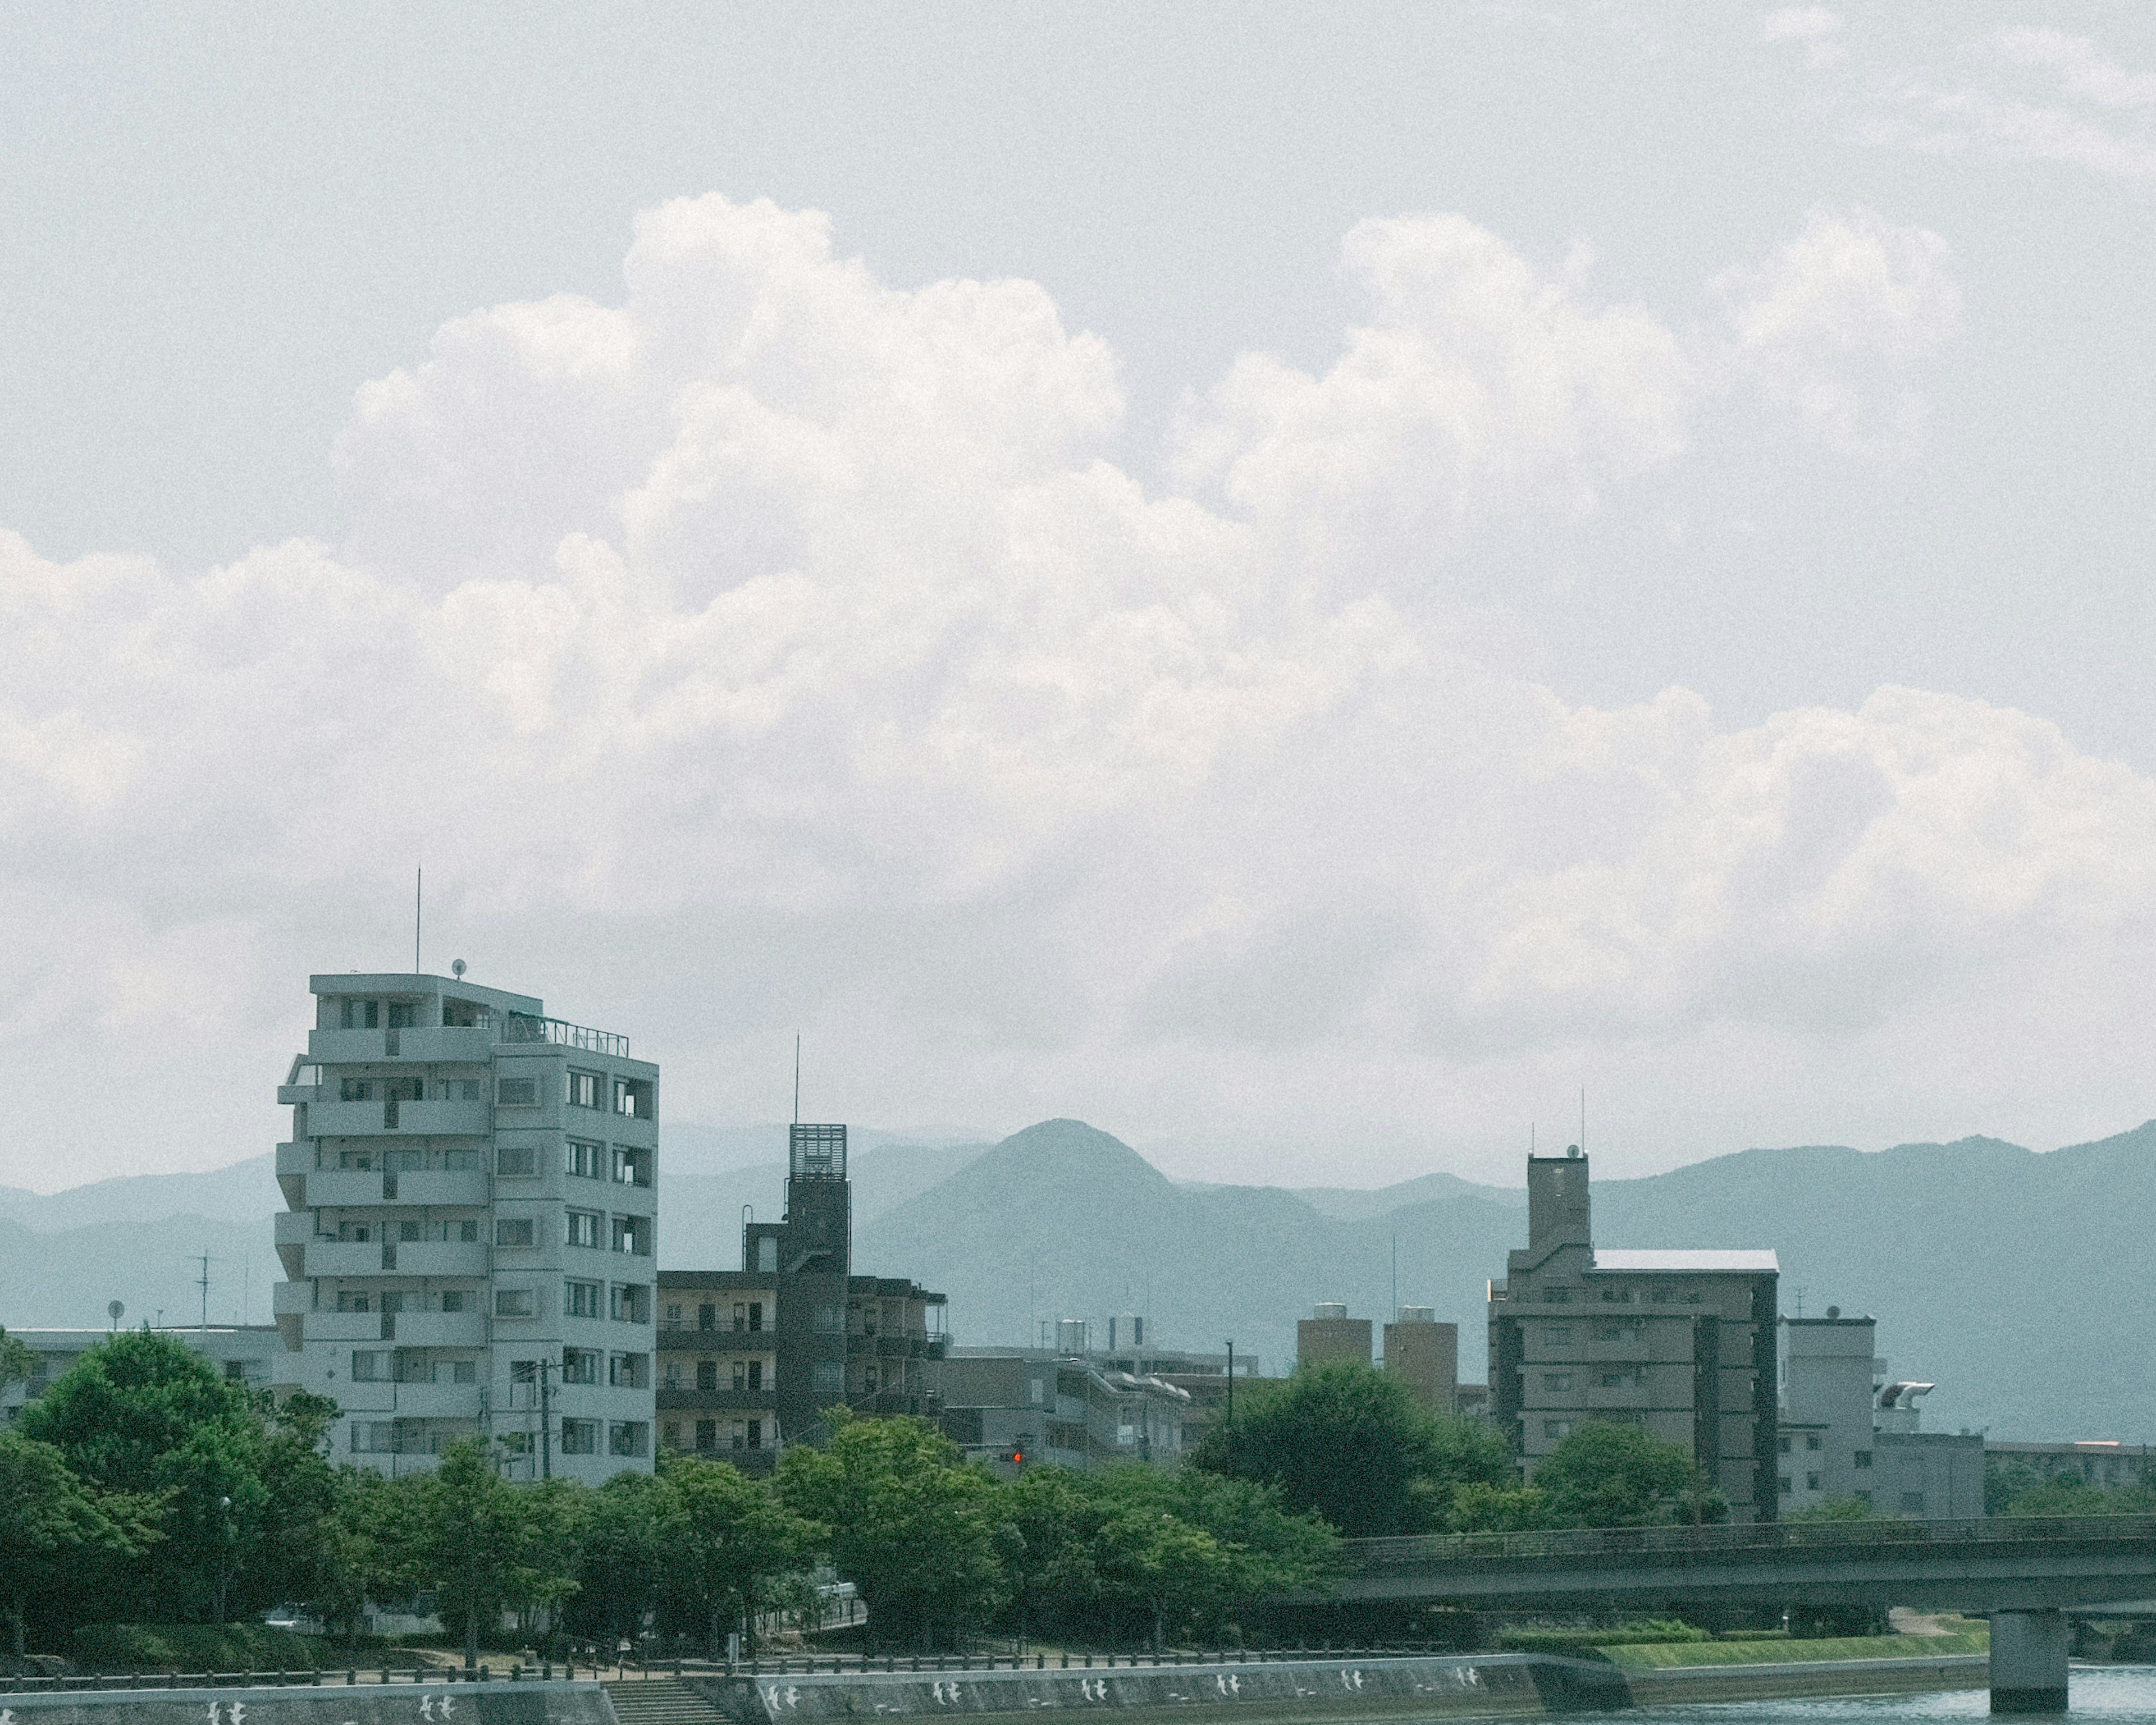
[1579,1086,1587,1156]
[415,867,423,976]
[793,1033,801,1125]
[197,1252,214,1333]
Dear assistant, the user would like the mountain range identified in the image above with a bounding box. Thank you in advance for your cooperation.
[7,1117,2153,1444]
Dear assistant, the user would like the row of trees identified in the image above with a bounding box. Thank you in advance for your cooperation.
[1191,1360,1730,1534]
[0,1329,1338,1660]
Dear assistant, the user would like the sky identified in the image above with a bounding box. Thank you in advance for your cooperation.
[6,2,2156,1192]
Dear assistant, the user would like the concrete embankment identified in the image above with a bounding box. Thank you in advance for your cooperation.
[686,1657,1630,1724]
[0,1678,618,1725]
[1618,1654,1988,1705]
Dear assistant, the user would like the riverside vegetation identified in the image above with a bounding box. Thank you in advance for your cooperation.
[6,1332,2148,1671]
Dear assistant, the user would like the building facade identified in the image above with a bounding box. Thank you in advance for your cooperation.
[657,1123,947,1470]
[1298,1303,1373,1369]
[273,972,659,1481]
[1779,1310,1982,1518]
[2,1325,285,1425]
[935,1347,1191,1475]
[1488,1147,1780,1520]
[1383,1307,1460,1413]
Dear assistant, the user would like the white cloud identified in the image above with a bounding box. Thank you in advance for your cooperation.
[1876,30,2156,184]
[1710,207,1961,453]
[2,193,2119,1191]
[1762,8,1844,68]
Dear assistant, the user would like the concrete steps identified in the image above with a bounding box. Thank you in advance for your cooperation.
[603,1677,729,1725]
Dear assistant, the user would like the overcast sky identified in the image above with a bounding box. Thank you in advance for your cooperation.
[7,2,2156,1192]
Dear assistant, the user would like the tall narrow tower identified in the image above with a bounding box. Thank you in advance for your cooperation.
[744,1123,852,1445]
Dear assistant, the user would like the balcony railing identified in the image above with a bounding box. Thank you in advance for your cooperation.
[498,1013,629,1057]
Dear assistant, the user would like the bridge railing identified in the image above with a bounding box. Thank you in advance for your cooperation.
[1345,1514,2156,1567]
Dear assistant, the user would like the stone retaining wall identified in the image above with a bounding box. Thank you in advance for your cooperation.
[0,1678,617,1725]
[684,1656,1629,1724]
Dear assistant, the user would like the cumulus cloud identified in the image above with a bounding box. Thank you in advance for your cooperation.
[1762,8,1844,68]
[1709,207,1961,452]
[4,192,2130,1188]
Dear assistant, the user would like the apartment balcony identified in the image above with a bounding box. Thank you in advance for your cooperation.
[305,1097,491,1138]
[656,1387,779,1413]
[272,1279,313,1317]
[306,1026,498,1064]
[300,1240,389,1279]
[302,1310,395,1343]
[382,1241,490,1279]
[368,1381,486,1421]
[277,1082,323,1106]
[390,1310,487,1348]
[290,1170,383,1209]
[394,1169,490,1208]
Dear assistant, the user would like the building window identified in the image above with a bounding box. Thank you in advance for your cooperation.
[440,1291,464,1313]
[612,1214,650,1255]
[1542,1373,1572,1392]
[1596,1368,1638,1388]
[699,1303,717,1331]
[665,1303,682,1328]
[562,1348,600,1386]
[1779,1435,1792,1454]
[1806,1434,1822,1451]
[567,1139,604,1178]
[697,1360,718,1392]
[1901,1491,1925,1513]
[663,1421,682,1452]
[1779,1475,1793,1494]
[1854,1451,1872,1469]
[451,1360,477,1384]
[567,1070,601,1109]
[1543,1420,1572,1439]
[746,1420,762,1450]
[564,1279,602,1319]
[342,999,381,1029]
[497,1145,536,1175]
[340,1077,373,1101]
[566,1210,602,1249]
[351,1421,394,1452]
[1545,1288,1571,1305]
[732,1358,746,1390]
[1807,1472,1821,1491]
[560,1419,599,1456]
[1029,1378,1045,1405]
[748,1302,764,1332]
[609,1353,647,1389]
[613,1079,652,1118]
[609,1421,649,1457]
[1544,1326,1572,1344]
[814,1304,844,1333]
[351,1351,387,1381]
[496,1077,538,1107]
[757,1237,778,1273]
[748,1360,763,1390]
[610,1284,650,1324]
[696,1419,717,1451]
[512,1360,538,1385]
[663,1362,681,1390]
[495,1288,535,1318]
[612,1146,651,1186]
[496,1218,536,1248]
[813,1361,843,1393]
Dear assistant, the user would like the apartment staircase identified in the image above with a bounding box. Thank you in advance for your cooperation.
[603,1678,729,1725]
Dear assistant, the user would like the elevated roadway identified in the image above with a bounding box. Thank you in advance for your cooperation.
[1339,1514,2156,1712]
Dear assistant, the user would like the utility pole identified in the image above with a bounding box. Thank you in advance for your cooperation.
[197,1253,216,1333]
[540,1356,554,1480]
[1224,1339,1235,1462]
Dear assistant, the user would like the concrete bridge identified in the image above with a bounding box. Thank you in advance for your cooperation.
[1339,1513,2156,1712]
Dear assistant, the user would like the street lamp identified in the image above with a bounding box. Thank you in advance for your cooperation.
[214,1495,234,1625]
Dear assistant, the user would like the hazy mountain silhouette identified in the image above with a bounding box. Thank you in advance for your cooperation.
[9,1116,2154,1442]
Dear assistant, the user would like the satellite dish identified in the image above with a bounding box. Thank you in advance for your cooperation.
[108,1300,125,1328]
[452,959,467,980]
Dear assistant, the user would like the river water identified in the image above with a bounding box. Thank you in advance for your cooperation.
[1591,1666,2156,1725]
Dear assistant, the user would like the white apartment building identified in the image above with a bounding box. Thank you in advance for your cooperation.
[273,972,659,1482]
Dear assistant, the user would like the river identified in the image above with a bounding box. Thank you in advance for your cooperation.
[1592,1665,2156,1724]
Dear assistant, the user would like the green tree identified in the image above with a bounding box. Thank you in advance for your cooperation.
[566,1470,668,1647]
[1532,1420,1709,1528]
[0,1326,33,1397]
[1189,1360,1508,1535]
[1785,1494,1879,1523]
[780,1412,1005,1650]
[659,1455,820,1657]
[318,1466,424,1648]
[0,1431,154,1658]
[17,1328,267,1621]
[414,1440,575,1667]
[1090,1506,1232,1651]
[253,1390,344,1611]
[1445,1481,1553,1531]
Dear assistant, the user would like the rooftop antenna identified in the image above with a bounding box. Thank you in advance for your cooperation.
[1579,1086,1587,1157]
[195,1252,218,1333]
[415,867,422,976]
[793,1032,801,1125]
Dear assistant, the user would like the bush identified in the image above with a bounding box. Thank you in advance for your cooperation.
[1499,1619,1710,1653]
[69,1623,332,1673]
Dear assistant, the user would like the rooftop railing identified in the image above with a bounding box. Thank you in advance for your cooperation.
[497,1012,630,1058]
[1346,1512,2156,1567]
